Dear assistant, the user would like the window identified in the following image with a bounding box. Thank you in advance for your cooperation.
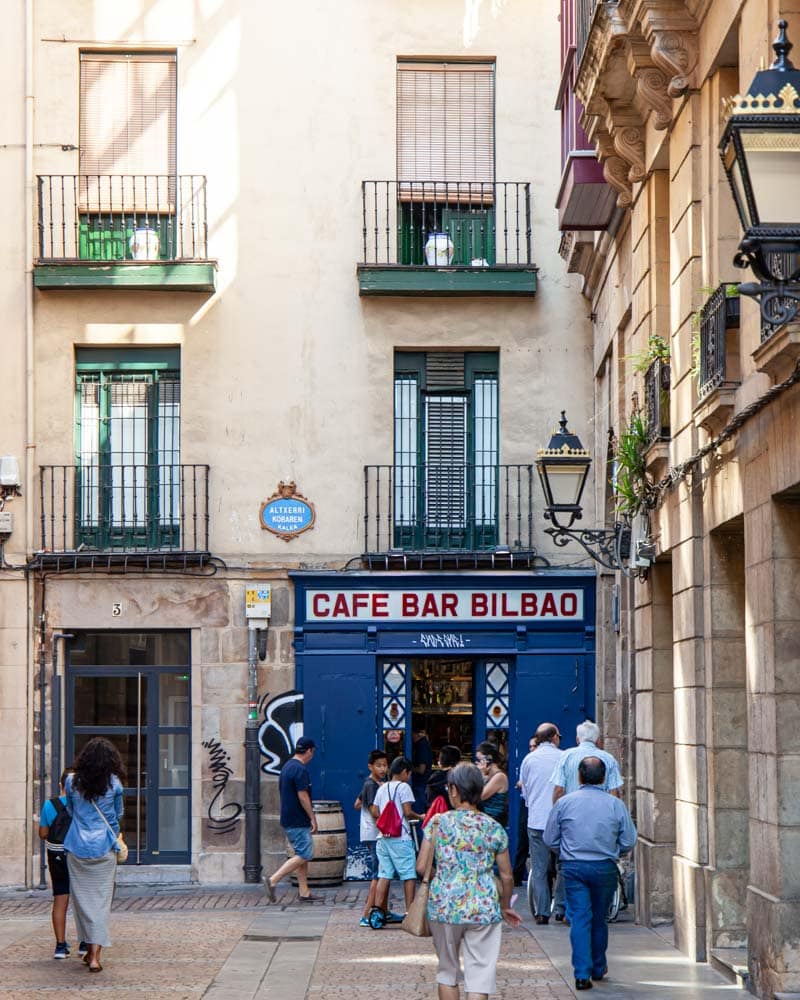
[396,60,496,265]
[78,52,177,260]
[75,349,180,548]
[394,351,499,548]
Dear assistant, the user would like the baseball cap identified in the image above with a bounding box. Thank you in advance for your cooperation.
[295,737,316,752]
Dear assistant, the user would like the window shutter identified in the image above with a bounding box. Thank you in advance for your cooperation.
[397,61,494,196]
[425,395,467,528]
[79,52,176,208]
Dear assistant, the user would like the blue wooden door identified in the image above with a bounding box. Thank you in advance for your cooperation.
[507,653,592,854]
[301,652,378,862]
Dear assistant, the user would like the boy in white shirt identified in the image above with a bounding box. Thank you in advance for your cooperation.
[372,756,423,918]
[353,749,388,926]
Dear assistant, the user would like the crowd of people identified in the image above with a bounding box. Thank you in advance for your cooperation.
[267,720,636,997]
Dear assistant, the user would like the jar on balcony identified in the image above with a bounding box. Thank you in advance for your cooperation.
[424,232,454,266]
[129,228,160,261]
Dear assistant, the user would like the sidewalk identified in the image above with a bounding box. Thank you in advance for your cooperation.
[0,882,745,999]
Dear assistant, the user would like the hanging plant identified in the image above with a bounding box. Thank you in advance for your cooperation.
[623,334,671,375]
[613,410,656,515]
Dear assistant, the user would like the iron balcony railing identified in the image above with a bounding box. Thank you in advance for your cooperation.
[576,0,599,65]
[644,359,671,448]
[360,181,533,266]
[37,175,208,261]
[699,285,740,399]
[38,464,209,554]
[363,463,535,555]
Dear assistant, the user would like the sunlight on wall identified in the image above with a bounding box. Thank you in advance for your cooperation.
[463,0,510,47]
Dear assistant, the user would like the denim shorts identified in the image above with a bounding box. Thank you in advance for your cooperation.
[284,826,314,861]
[376,837,417,881]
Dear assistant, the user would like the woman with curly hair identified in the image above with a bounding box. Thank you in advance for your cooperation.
[64,736,125,973]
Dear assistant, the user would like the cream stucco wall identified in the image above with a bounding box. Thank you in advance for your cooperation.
[0,0,596,887]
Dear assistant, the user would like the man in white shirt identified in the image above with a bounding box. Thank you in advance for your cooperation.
[372,756,422,919]
[519,722,564,923]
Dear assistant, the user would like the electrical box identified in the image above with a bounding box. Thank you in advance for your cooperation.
[0,457,21,488]
[245,584,272,620]
[0,511,12,535]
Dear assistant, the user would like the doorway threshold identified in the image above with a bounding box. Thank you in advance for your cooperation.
[116,865,194,889]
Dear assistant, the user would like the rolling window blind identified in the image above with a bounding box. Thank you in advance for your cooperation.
[80,52,177,181]
[397,61,495,195]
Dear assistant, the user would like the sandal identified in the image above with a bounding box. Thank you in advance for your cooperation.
[88,964,103,973]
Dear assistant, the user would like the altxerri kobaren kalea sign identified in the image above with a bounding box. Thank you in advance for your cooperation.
[259,480,316,541]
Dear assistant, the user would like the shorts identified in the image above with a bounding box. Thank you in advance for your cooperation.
[376,837,417,881]
[284,826,314,861]
[47,850,70,897]
[362,840,379,881]
[430,920,502,995]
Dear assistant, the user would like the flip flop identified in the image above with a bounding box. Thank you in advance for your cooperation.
[266,879,276,903]
[88,964,103,973]
[299,892,324,902]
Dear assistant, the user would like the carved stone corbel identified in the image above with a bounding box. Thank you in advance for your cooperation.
[604,101,646,184]
[650,27,698,97]
[596,130,633,208]
[636,4,698,98]
[636,66,673,128]
[626,35,674,130]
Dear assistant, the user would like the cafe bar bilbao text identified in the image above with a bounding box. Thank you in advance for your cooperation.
[306,588,583,622]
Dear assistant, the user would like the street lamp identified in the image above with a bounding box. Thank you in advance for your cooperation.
[720,20,800,328]
[536,412,655,574]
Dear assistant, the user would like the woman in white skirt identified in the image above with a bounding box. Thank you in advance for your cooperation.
[417,763,521,1000]
[64,737,125,973]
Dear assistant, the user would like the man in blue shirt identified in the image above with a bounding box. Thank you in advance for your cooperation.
[519,723,564,923]
[550,720,623,801]
[544,757,637,991]
[266,737,322,902]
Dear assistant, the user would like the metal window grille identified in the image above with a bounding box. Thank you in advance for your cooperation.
[485,661,509,729]
[76,369,181,548]
[382,662,408,731]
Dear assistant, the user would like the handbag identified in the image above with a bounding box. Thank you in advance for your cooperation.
[91,800,128,863]
[401,816,439,938]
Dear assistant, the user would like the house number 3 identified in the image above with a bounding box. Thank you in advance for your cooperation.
[111,603,123,617]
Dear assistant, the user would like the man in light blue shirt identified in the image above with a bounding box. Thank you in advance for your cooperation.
[550,720,623,801]
[518,722,564,923]
[544,757,637,991]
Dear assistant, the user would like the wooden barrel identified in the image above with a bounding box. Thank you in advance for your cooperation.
[288,800,347,888]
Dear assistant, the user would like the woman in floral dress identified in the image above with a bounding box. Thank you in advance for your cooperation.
[416,763,522,1000]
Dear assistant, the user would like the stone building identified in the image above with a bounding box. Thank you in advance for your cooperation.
[557,0,800,993]
[0,3,594,891]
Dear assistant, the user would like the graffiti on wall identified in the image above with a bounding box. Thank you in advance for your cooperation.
[201,738,244,835]
[257,689,304,775]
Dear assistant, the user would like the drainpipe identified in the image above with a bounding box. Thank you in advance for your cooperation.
[25,0,38,891]
[51,634,74,797]
[243,626,263,883]
[37,612,46,889]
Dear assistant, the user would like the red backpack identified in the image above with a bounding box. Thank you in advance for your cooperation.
[375,783,403,838]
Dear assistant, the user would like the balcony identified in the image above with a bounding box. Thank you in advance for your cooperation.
[32,464,211,571]
[363,463,537,569]
[357,182,537,296]
[694,285,741,435]
[556,151,616,231]
[34,175,216,292]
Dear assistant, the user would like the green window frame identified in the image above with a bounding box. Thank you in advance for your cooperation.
[393,351,499,550]
[75,348,181,549]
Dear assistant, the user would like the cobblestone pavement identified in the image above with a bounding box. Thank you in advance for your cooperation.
[307,909,574,1000]
[0,884,575,1000]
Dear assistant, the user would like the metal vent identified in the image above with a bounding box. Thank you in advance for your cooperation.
[426,352,465,390]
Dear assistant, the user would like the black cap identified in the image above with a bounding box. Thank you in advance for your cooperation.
[294,737,316,753]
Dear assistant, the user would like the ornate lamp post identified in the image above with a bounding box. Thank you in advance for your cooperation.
[720,20,800,328]
[536,412,655,574]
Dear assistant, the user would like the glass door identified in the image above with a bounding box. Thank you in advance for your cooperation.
[66,632,191,864]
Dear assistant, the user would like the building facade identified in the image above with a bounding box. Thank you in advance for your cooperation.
[557,0,800,994]
[0,3,594,891]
